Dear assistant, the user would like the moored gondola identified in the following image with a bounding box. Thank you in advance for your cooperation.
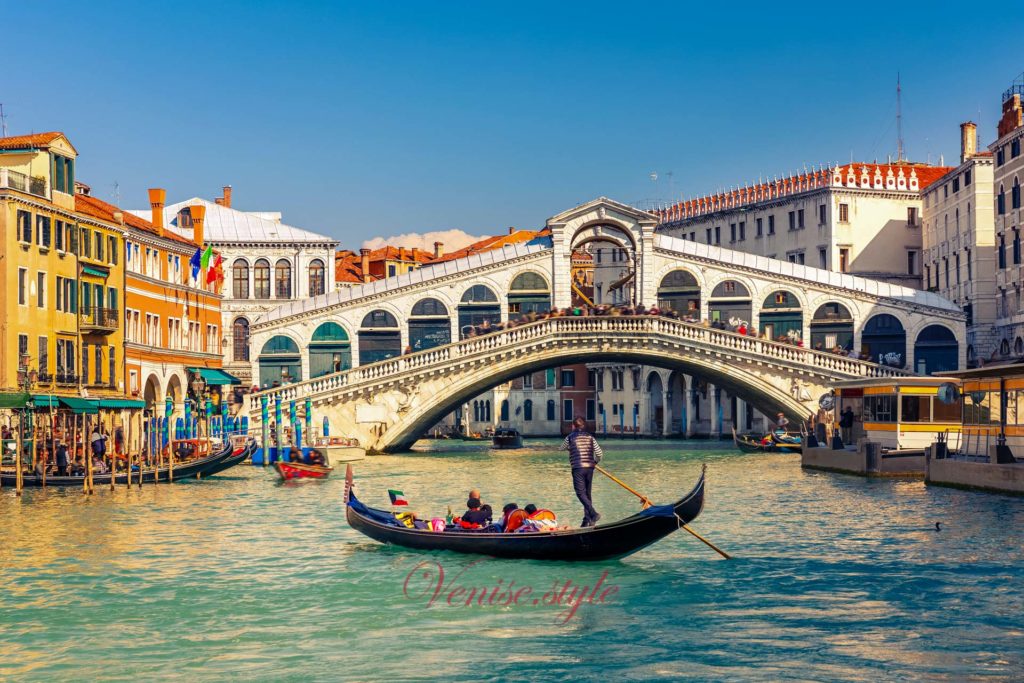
[733,428,771,453]
[344,465,706,561]
[769,431,802,453]
[0,439,251,488]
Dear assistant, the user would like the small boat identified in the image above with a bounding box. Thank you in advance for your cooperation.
[344,465,706,561]
[457,432,488,442]
[769,431,803,453]
[492,428,523,449]
[733,428,772,453]
[309,436,365,462]
[0,439,251,488]
[274,460,333,481]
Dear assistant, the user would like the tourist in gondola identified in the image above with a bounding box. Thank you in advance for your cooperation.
[308,449,326,466]
[562,416,603,527]
[457,497,491,529]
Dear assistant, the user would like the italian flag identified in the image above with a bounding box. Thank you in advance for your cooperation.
[388,489,408,506]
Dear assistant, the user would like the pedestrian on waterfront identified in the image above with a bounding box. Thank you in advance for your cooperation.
[55,441,69,476]
[840,406,855,445]
[561,416,603,527]
[90,427,107,458]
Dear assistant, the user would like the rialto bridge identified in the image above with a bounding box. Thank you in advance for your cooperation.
[247,198,965,452]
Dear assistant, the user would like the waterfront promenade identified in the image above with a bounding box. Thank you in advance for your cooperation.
[2,440,1023,681]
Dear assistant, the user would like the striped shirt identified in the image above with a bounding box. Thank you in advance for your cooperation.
[562,430,603,469]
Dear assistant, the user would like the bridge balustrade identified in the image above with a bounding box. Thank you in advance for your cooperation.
[249,316,911,414]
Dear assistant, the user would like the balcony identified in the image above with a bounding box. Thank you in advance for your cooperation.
[0,168,47,198]
[55,372,80,385]
[80,307,119,333]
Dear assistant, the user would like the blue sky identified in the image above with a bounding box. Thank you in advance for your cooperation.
[4,2,1020,247]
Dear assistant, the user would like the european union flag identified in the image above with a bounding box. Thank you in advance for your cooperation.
[189,248,201,280]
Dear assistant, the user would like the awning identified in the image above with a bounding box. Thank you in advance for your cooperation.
[60,397,99,414]
[31,395,61,408]
[81,265,108,278]
[97,398,146,409]
[0,392,31,409]
[189,368,241,385]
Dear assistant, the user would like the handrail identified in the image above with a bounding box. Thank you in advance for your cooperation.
[249,316,911,413]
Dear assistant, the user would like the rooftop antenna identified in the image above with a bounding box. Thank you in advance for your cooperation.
[896,73,905,162]
[112,181,120,206]
[0,104,7,137]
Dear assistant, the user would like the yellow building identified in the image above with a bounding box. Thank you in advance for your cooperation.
[0,132,82,396]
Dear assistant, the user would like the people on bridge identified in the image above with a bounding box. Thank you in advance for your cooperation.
[562,416,603,527]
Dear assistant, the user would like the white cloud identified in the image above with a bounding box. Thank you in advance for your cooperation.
[361,229,486,253]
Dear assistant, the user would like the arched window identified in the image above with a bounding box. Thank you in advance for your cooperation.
[309,322,351,377]
[232,317,250,362]
[459,285,501,339]
[810,302,854,351]
[914,325,958,374]
[275,259,292,299]
[862,314,906,368]
[473,400,480,422]
[232,259,249,299]
[523,399,533,422]
[546,399,556,421]
[657,269,700,314]
[508,272,551,315]
[258,335,301,387]
[500,399,510,421]
[358,310,401,365]
[1015,176,1022,210]
[1001,339,1011,356]
[409,298,451,351]
[484,400,491,422]
[254,259,270,299]
[759,291,803,340]
[1016,338,1023,356]
[308,259,325,297]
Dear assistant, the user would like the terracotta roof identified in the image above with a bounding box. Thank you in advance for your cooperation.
[658,162,953,224]
[436,228,550,262]
[366,246,435,263]
[0,132,64,150]
[334,250,370,284]
[75,194,196,248]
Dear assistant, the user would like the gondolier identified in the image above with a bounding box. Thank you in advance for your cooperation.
[561,417,603,527]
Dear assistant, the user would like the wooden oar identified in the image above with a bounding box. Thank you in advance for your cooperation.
[594,465,731,560]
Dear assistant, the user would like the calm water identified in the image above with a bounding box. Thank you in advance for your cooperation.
[2,440,1024,682]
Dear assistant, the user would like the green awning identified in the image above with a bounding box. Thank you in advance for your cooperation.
[31,395,61,408]
[60,397,99,414]
[97,398,146,409]
[0,392,31,409]
[81,265,108,278]
[189,368,241,385]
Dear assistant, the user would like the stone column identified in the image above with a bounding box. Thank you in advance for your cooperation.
[548,221,572,309]
[662,388,671,437]
[685,375,696,437]
[710,384,720,439]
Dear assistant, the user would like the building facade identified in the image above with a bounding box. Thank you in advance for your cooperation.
[921,122,996,365]
[114,190,224,423]
[656,162,951,290]
[992,76,1024,356]
[0,133,83,397]
[132,189,338,389]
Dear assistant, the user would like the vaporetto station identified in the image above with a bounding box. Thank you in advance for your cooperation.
[247,198,965,452]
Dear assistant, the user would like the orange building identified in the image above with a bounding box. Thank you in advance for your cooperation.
[77,188,229,440]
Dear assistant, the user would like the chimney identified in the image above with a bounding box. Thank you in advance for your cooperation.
[190,204,206,248]
[411,247,419,263]
[960,122,977,163]
[222,185,232,208]
[360,248,371,283]
[398,246,407,261]
[433,241,444,258]
[148,188,166,236]
[508,226,515,235]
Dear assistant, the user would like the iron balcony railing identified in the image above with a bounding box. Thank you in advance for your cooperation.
[80,307,119,331]
[0,168,47,198]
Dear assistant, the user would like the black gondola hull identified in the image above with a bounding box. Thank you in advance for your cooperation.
[345,468,705,561]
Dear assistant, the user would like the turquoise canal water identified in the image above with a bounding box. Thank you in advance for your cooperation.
[2,440,1024,681]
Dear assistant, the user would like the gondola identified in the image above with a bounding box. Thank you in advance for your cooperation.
[0,439,248,488]
[732,428,772,453]
[769,431,802,453]
[491,428,523,449]
[274,460,333,480]
[343,465,706,561]
[201,439,256,477]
